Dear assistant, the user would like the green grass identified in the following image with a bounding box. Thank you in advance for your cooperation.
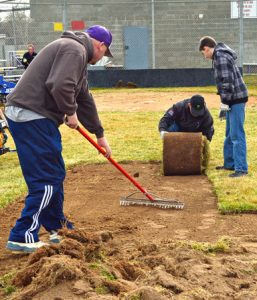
[207,108,257,213]
[61,112,161,165]
[0,272,16,296]
[100,269,117,281]
[95,286,109,295]
[89,263,117,281]
[189,237,231,253]
[0,137,26,208]
[176,237,231,254]
[0,77,257,213]
[128,295,140,300]
[244,75,257,89]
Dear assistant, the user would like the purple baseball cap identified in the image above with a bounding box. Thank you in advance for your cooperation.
[85,25,113,57]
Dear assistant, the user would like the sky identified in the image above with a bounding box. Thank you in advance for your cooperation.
[0,0,30,18]
[0,0,29,11]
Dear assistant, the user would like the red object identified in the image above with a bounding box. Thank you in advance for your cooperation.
[71,20,85,31]
[76,126,155,202]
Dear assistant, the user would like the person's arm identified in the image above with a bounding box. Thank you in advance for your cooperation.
[215,53,234,103]
[158,106,176,132]
[65,112,79,129]
[76,83,111,157]
[201,112,214,142]
[76,82,104,138]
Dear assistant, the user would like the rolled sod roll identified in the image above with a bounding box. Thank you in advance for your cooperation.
[163,132,209,175]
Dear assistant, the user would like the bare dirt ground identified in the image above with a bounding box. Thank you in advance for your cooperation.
[94,91,257,111]
[1,91,257,300]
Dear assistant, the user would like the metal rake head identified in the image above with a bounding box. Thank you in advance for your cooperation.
[120,192,184,210]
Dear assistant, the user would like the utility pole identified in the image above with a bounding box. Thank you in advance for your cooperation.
[151,0,156,69]
[62,0,67,31]
[239,0,244,68]
[12,7,17,47]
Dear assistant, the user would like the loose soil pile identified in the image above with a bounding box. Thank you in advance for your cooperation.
[6,227,257,300]
[0,91,257,299]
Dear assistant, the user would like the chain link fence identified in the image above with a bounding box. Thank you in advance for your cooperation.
[0,0,256,73]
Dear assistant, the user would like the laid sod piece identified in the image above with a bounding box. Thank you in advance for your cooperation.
[163,132,208,175]
[201,136,210,175]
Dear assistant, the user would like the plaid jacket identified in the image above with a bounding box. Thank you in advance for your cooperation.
[213,43,248,105]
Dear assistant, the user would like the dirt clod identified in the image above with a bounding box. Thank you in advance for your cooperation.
[98,230,113,242]
[115,261,144,281]
[152,268,185,294]
[139,243,158,255]
[126,286,167,300]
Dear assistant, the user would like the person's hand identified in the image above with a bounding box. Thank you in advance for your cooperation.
[97,136,112,158]
[65,112,79,129]
[219,103,230,121]
[160,131,168,139]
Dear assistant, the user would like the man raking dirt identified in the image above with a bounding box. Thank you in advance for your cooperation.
[4,25,113,253]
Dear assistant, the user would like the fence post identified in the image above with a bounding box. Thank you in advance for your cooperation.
[239,0,244,68]
[62,0,68,31]
[151,0,156,69]
[11,8,17,47]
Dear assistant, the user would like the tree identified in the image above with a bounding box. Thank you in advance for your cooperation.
[0,11,32,46]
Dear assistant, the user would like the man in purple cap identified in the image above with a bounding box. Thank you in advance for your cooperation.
[4,25,113,253]
[86,25,113,60]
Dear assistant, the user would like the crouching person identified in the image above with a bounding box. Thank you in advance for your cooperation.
[159,95,214,141]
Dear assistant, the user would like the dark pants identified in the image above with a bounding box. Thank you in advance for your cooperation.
[167,122,181,132]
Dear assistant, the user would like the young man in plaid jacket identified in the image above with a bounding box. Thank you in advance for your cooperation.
[199,36,248,178]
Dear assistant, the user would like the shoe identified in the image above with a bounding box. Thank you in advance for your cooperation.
[228,171,248,178]
[216,166,234,171]
[6,241,48,253]
[49,230,62,243]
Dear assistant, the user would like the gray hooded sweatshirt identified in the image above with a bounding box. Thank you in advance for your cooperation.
[6,31,104,137]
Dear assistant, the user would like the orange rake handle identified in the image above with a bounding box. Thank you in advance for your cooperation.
[76,126,155,202]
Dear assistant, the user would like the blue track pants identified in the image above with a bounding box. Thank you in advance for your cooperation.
[7,117,73,243]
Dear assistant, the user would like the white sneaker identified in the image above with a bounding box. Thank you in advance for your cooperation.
[6,240,48,253]
[49,230,62,243]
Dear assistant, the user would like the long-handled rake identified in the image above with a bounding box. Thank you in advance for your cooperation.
[77,126,184,209]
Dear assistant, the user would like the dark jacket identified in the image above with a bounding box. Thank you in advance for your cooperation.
[6,31,104,138]
[213,43,248,106]
[159,99,214,141]
[22,51,37,69]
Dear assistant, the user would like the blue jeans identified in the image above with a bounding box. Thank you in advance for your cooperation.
[223,103,248,172]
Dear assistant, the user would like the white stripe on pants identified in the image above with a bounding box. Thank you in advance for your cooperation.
[25,185,53,243]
